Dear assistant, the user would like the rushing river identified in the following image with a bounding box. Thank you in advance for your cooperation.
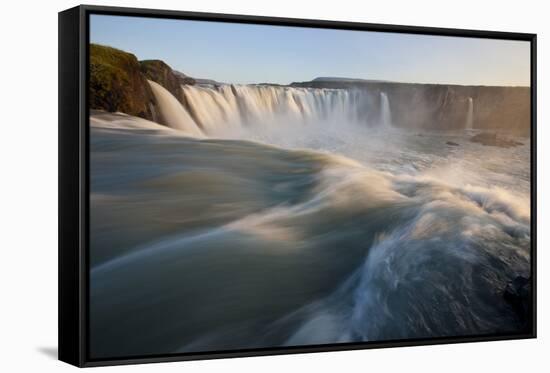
[89,83,531,358]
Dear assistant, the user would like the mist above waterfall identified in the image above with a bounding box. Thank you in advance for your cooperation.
[147,82,405,161]
[145,80,530,172]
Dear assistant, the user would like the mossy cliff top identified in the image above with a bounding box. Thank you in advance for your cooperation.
[89,44,195,122]
[90,44,156,120]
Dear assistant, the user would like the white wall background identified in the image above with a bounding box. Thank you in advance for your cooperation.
[0,0,547,371]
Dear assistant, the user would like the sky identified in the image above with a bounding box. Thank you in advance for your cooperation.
[90,14,530,86]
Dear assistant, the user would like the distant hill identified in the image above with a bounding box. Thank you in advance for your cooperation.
[312,77,393,83]
[291,77,399,89]
[172,70,197,85]
[192,78,226,86]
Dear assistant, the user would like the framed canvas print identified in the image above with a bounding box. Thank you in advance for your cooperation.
[58,5,536,367]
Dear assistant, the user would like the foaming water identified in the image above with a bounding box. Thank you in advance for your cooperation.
[149,83,529,195]
[277,170,530,346]
[88,82,530,357]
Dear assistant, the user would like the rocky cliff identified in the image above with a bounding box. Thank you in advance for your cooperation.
[89,44,195,124]
[140,60,195,99]
[90,44,156,121]
[291,79,531,135]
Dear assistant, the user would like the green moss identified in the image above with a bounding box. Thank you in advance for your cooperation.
[89,44,154,119]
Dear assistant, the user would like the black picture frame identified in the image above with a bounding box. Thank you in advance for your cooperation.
[59,4,537,367]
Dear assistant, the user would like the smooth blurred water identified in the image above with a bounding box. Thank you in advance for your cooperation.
[89,111,530,358]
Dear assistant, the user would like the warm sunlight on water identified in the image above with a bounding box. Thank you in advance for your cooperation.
[89,103,530,356]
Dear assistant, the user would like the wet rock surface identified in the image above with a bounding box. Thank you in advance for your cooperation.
[470,132,524,148]
[503,276,532,326]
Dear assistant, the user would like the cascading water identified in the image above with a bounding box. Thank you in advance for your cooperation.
[173,84,387,136]
[380,92,392,128]
[147,80,203,136]
[465,97,474,130]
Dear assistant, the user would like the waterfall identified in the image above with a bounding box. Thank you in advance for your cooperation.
[147,80,203,136]
[148,82,390,137]
[465,97,474,130]
[179,85,381,135]
[380,92,392,128]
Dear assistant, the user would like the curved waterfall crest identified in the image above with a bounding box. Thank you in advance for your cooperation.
[147,80,203,136]
[149,82,393,137]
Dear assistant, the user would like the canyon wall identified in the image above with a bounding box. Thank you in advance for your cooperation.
[291,79,531,135]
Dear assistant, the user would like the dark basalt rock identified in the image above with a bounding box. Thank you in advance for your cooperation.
[90,44,156,121]
[140,60,194,99]
[446,141,460,146]
[470,132,524,148]
[503,276,531,324]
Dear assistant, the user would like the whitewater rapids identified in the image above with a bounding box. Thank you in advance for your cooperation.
[88,82,530,358]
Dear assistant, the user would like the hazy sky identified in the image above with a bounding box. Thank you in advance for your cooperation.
[90,15,530,86]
